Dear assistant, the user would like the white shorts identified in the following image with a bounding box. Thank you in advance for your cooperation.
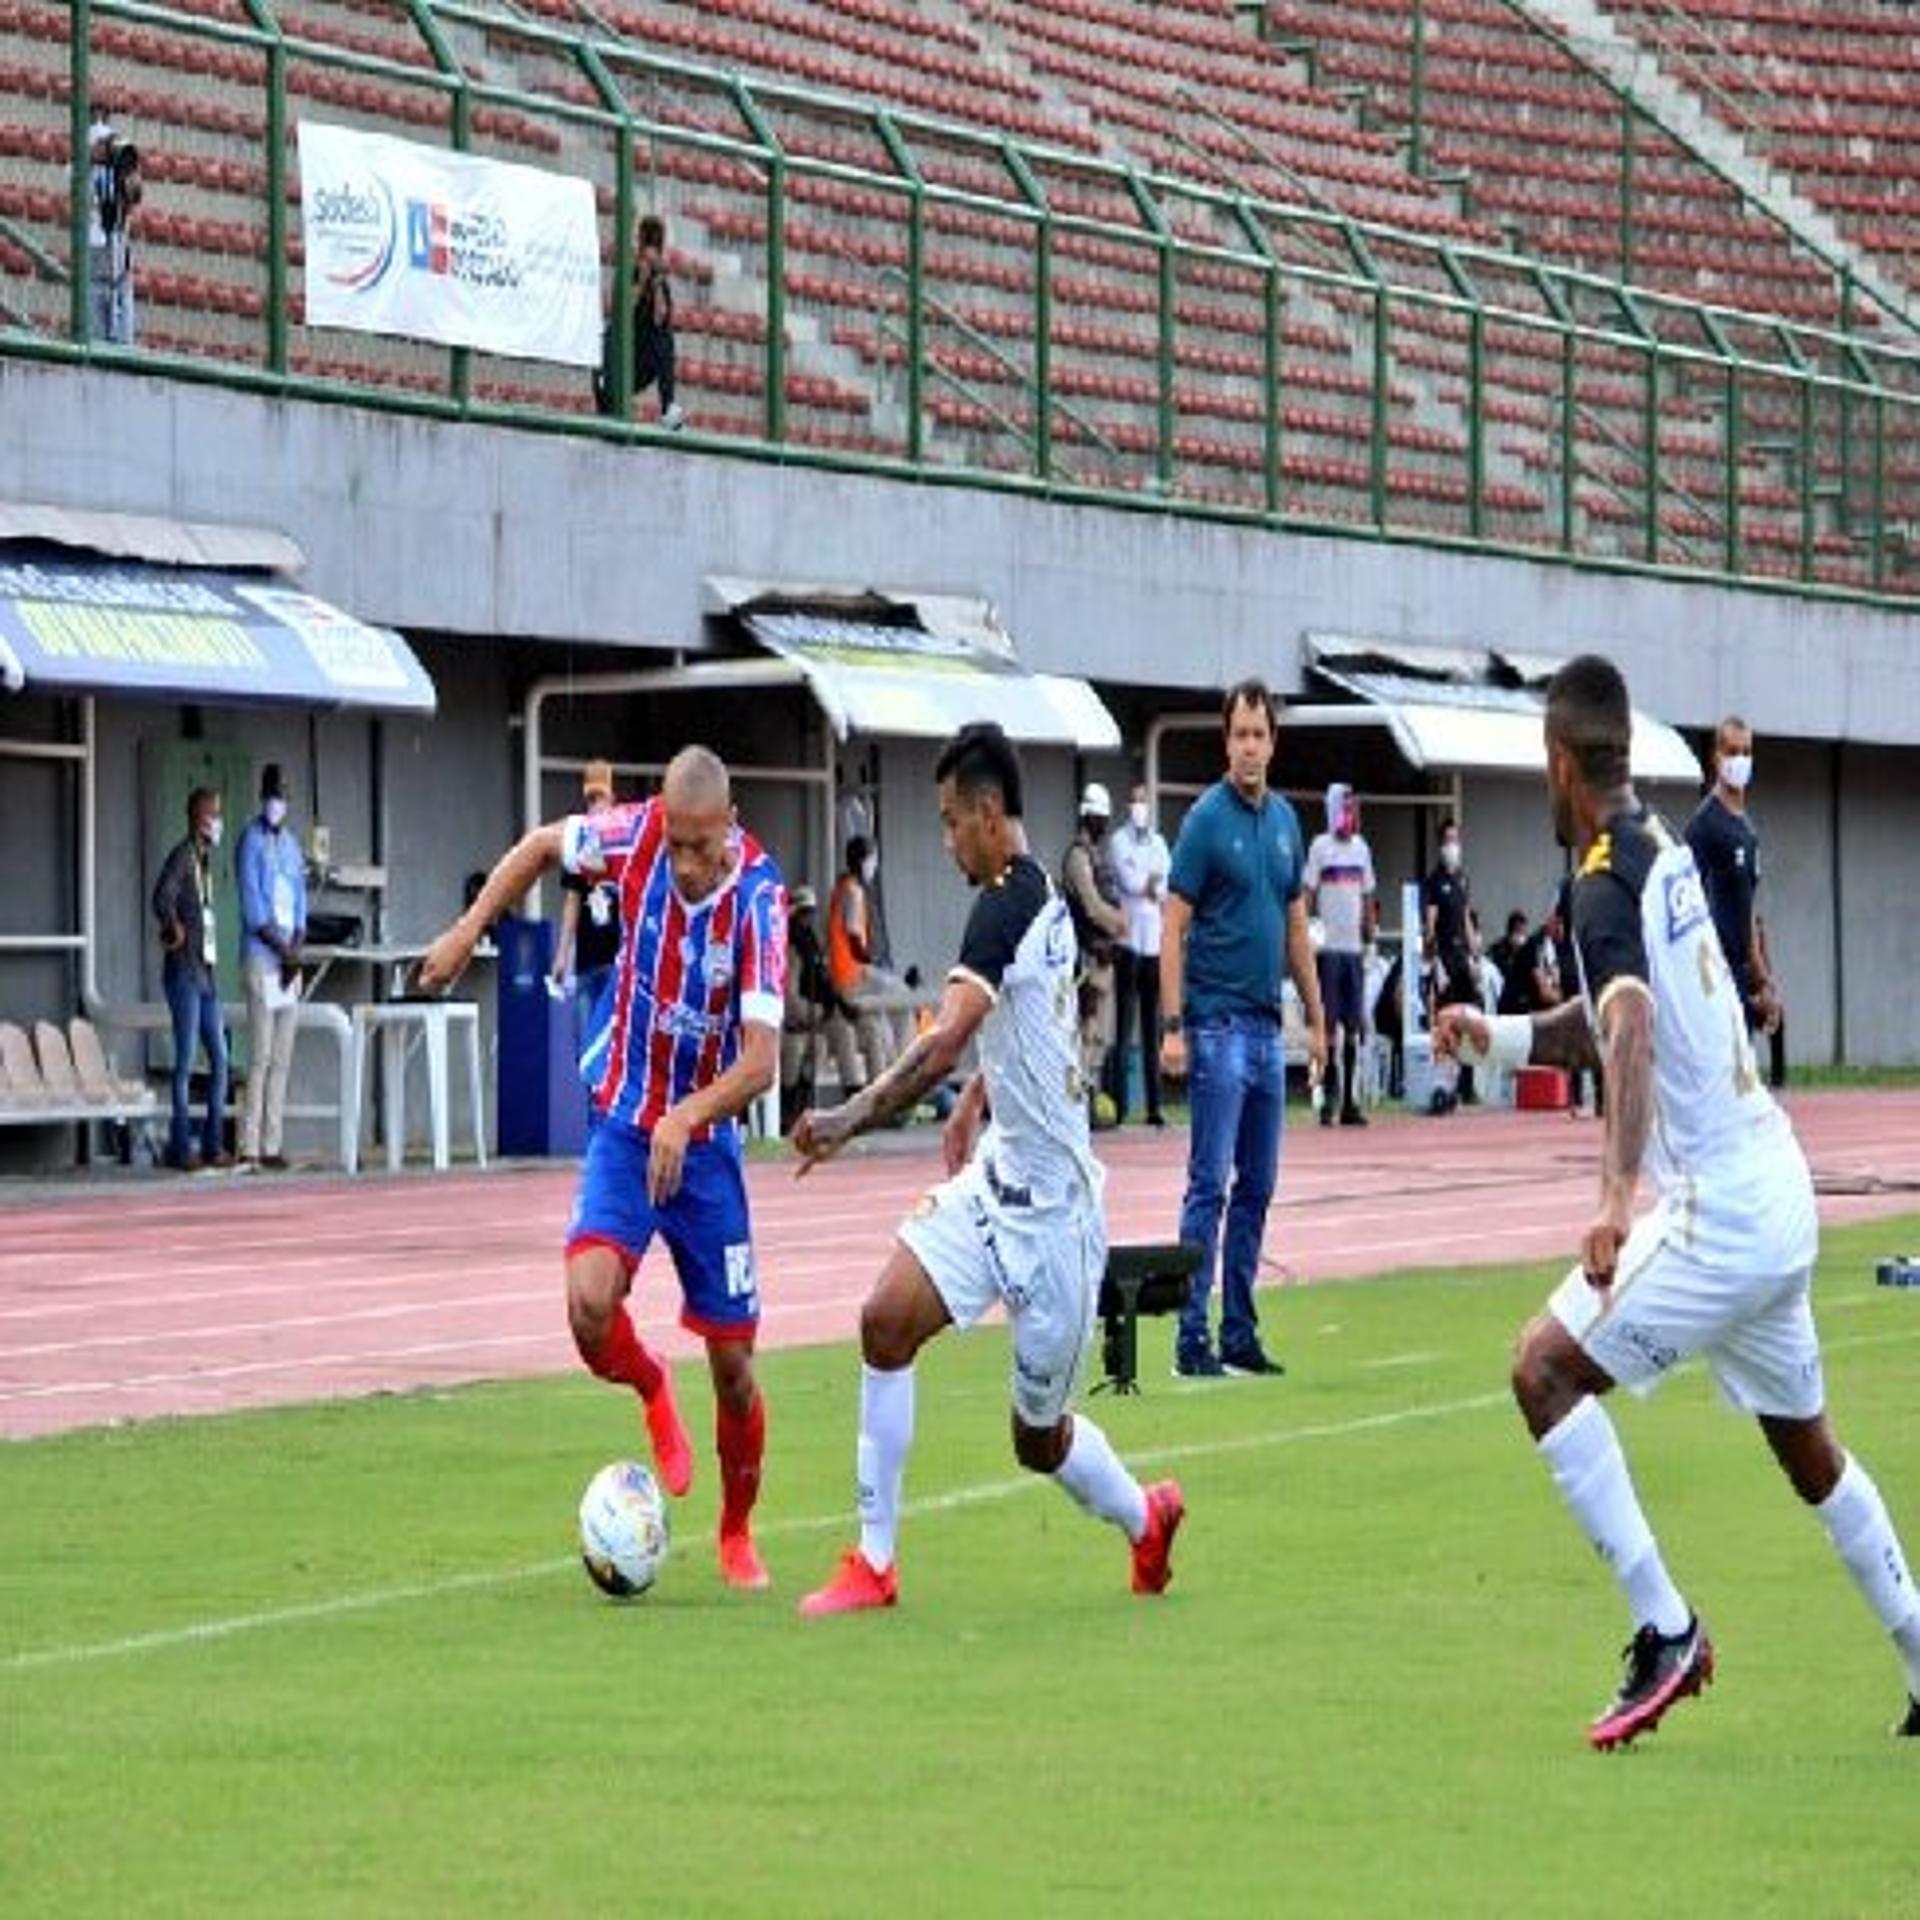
[1548,1201,1824,1419]
[898,1155,1104,1429]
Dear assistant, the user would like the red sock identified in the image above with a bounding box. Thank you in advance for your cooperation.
[717,1391,766,1536]
[580,1308,664,1401]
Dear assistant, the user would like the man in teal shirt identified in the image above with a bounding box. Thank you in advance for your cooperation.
[1159,681,1326,1377]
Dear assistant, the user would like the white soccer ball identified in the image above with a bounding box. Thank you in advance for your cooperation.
[578,1460,671,1599]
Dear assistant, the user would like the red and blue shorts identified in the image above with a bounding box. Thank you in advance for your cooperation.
[565,1122,760,1341]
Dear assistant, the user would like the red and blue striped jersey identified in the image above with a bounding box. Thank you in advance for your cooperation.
[562,800,787,1139]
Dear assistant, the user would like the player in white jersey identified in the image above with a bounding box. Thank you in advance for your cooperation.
[791,722,1185,1616]
[1437,654,1920,1748]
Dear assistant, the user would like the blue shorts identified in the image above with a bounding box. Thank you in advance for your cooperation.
[565,1122,760,1341]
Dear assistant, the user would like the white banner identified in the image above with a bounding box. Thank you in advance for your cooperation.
[298,121,601,366]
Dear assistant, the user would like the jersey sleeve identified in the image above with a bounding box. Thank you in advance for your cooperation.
[735,868,788,1031]
[953,877,1035,999]
[1284,814,1306,903]
[561,799,653,883]
[1570,869,1650,1016]
[1359,840,1376,895]
[1167,807,1208,905]
[1303,835,1325,891]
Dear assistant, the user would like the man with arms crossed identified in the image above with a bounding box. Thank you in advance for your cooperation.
[791,722,1184,1615]
[1438,656,1920,1747]
[422,747,786,1592]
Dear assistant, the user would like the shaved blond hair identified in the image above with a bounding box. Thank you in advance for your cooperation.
[662,744,731,816]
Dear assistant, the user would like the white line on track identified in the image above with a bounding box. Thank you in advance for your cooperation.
[1,1385,1508,1673]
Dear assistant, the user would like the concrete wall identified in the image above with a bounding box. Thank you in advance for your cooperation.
[6,357,1920,745]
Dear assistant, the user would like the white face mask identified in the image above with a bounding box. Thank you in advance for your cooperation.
[264,796,289,829]
[1440,840,1461,872]
[860,854,878,886]
[204,817,224,848]
[1128,802,1149,833]
[1720,753,1753,793]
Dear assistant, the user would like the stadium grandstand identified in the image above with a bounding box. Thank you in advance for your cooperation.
[3,0,1920,1169]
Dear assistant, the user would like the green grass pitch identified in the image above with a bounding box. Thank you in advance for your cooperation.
[5,1218,1919,1916]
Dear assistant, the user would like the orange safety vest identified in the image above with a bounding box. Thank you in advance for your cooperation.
[827,872,868,997]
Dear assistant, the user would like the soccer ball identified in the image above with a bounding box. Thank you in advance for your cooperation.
[578,1460,671,1598]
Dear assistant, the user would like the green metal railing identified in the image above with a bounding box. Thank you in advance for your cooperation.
[10,0,1920,606]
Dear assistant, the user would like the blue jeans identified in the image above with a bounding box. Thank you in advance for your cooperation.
[1176,1013,1287,1358]
[164,963,228,1164]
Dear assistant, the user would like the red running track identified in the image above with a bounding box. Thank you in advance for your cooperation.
[4,1091,1920,1441]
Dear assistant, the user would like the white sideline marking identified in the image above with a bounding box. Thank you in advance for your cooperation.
[8,1325,1915,1673]
[2,1386,1507,1673]
[1357,1350,1445,1371]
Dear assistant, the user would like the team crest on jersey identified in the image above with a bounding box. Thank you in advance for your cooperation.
[1662,866,1709,943]
[1044,900,1072,968]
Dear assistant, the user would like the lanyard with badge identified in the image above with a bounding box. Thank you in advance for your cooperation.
[194,842,217,968]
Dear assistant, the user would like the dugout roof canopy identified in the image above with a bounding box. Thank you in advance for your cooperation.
[1301,635,1700,785]
[705,575,1121,751]
[0,507,436,715]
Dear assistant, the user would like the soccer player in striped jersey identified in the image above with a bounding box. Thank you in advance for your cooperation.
[791,721,1183,1616]
[1437,656,1920,1747]
[422,746,787,1591]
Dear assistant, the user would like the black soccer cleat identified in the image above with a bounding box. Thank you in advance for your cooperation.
[1588,1615,1714,1751]
[1896,1696,1920,1739]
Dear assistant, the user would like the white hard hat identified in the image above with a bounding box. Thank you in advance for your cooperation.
[1080,781,1112,818]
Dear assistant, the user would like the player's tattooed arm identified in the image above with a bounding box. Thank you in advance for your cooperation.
[1596,985,1655,1198]
[794,977,989,1173]
[1527,997,1602,1072]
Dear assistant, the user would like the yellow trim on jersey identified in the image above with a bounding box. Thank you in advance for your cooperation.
[1595,975,1655,1024]
[1579,832,1613,878]
[947,963,999,1005]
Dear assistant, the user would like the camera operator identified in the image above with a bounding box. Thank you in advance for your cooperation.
[86,115,142,346]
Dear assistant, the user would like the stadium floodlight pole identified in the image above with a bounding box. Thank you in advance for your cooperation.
[68,0,91,344]
[578,43,635,422]
[875,113,926,466]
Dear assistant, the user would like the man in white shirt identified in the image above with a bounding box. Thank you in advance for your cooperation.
[1304,781,1377,1127]
[1106,781,1171,1127]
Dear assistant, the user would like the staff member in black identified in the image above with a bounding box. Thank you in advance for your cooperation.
[1421,817,1481,1110]
[1686,715,1784,1088]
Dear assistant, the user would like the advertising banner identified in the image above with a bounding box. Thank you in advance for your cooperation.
[299,120,600,365]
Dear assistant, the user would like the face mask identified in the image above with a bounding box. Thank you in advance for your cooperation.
[861,854,878,886]
[1128,802,1149,833]
[1440,840,1461,871]
[1720,754,1753,793]
[264,796,289,829]
[204,817,224,849]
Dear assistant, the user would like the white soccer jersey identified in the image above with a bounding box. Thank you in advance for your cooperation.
[1569,809,1804,1225]
[950,853,1102,1205]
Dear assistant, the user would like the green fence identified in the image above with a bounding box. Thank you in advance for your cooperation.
[6,0,1920,603]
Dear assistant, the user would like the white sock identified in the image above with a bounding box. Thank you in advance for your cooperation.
[1538,1396,1691,1637]
[857,1363,915,1573]
[1817,1454,1920,1697]
[1053,1413,1150,1543]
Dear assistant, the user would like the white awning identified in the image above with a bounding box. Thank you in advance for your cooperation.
[707,577,1121,751]
[1301,636,1700,784]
